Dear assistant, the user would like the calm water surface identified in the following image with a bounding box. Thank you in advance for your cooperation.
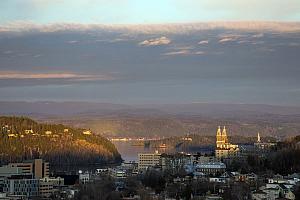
[112,141,167,162]
[112,141,214,162]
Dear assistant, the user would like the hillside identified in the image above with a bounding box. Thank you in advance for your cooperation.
[0,116,122,169]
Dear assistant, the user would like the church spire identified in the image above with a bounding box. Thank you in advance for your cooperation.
[257,132,261,143]
[217,126,221,136]
[222,126,227,136]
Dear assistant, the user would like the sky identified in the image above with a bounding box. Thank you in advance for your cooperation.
[0,1,300,106]
[1,0,300,24]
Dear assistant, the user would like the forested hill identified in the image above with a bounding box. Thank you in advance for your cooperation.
[0,116,122,168]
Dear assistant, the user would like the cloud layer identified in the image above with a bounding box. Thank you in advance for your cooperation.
[139,36,171,46]
[0,71,114,81]
[1,22,300,34]
[0,22,300,105]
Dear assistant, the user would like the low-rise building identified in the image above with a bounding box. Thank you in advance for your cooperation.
[108,168,127,179]
[79,173,90,184]
[194,162,226,176]
[252,190,268,200]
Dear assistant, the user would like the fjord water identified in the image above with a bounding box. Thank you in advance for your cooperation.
[112,141,165,162]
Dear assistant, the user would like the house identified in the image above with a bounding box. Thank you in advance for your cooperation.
[284,190,296,200]
[252,190,268,200]
[82,130,92,135]
[257,183,296,200]
[7,134,16,138]
[209,177,226,183]
[108,168,127,179]
[45,131,52,135]
[79,173,90,184]
[24,129,33,134]
[205,194,223,200]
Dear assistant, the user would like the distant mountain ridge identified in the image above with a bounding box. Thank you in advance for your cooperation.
[1,102,300,138]
[1,101,300,117]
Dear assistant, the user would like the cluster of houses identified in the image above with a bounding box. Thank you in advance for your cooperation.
[252,174,299,200]
[76,152,299,200]
[1,125,92,139]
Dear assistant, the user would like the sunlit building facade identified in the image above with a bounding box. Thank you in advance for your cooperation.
[215,126,239,159]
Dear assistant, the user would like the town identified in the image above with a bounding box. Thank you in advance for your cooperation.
[1,1,300,199]
[0,126,299,200]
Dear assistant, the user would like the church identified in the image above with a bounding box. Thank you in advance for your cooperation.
[215,126,239,159]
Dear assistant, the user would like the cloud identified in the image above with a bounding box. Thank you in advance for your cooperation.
[163,50,205,56]
[0,71,114,81]
[252,33,264,38]
[198,40,209,45]
[237,40,250,44]
[139,36,171,46]
[219,37,236,43]
[1,22,300,35]
[289,42,300,47]
[67,40,79,44]
[3,50,13,54]
[195,51,205,55]
[252,41,265,45]
[170,45,195,50]
[163,50,190,56]
[33,54,42,58]
[218,33,246,43]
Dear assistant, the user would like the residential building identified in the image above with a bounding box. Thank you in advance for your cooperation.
[39,178,54,198]
[160,153,191,171]
[108,168,127,179]
[8,159,49,179]
[24,129,33,134]
[252,190,268,200]
[3,176,39,197]
[82,130,92,135]
[79,173,90,184]
[0,166,23,178]
[138,151,161,170]
[194,162,226,176]
[0,166,24,192]
[45,131,52,135]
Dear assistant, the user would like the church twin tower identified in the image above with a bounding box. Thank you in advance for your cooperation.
[216,126,228,148]
[215,126,239,159]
